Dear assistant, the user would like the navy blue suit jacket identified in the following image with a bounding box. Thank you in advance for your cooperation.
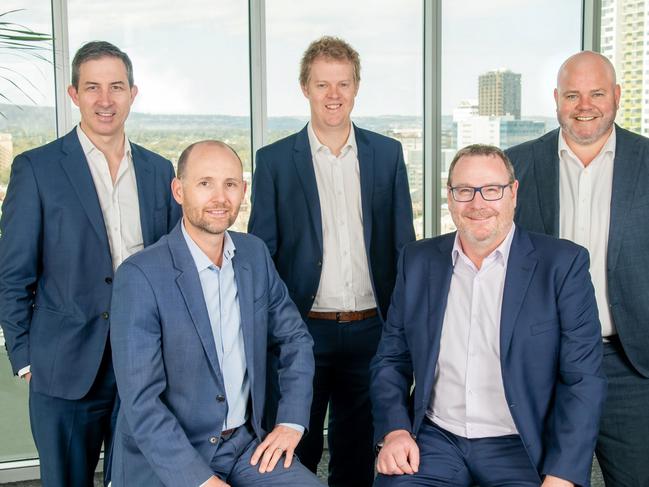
[370,228,606,487]
[248,124,415,320]
[0,128,180,399]
[110,224,315,487]
[506,125,649,377]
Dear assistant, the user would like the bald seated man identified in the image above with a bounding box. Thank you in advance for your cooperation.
[506,51,649,486]
[109,141,322,486]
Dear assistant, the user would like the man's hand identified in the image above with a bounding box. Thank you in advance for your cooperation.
[22,372,32,384]
[376,429,419,475]
[542,475,574,487]
[250,424,303,473]
[201,475,230,487]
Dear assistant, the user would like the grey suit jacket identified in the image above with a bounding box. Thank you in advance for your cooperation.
[506,125,649,377]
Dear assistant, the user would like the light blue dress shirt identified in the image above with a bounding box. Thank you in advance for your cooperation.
[181,223,304,435]
[182,223,249,430]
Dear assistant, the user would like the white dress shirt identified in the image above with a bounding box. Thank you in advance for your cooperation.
[77,125,143,271]
[558,127,616,337]
[427,224,518,438]
[308,123,376,312]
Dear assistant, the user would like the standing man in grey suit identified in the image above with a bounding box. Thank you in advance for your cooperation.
[0,41,180,486]
[248,36,415,486]
[506,50,649,487]
[110,141,321,487]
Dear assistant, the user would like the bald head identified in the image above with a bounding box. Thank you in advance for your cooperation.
[177,140,242,180]
[554,51,620,149]
[557,50,617,87]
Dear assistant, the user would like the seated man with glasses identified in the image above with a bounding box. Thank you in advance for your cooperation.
[370,144,606,487]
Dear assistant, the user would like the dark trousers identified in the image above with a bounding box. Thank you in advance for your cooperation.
[596,340,649,487]
[29,343,118,487]
[296,315,382,487]
[374,419,539,487]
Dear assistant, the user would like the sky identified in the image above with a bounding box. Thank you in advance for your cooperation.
[2,0,582,119]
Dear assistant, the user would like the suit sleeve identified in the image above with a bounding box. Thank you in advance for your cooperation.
[542,247,607,486]
[110,262,214,487]
[263,244,315,428]
[370,249,415,444]
[392,141,416,252]
[248,150,279,258]
[0,154,42,374]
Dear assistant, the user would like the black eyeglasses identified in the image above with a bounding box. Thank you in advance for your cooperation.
[448,183,513,202]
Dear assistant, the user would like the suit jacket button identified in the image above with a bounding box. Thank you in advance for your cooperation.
[209,436,218,444]
[310,295,315,300]
[216,394,226,402]
[105,277,113,284]
[317,261,322,267]
[102,312,109,320]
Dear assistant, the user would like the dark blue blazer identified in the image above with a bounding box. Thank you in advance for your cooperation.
[370,228,606,487]
[110,224,315,487]
[0,128,180,399]
[506,125,649,377]
[248,124,415,320]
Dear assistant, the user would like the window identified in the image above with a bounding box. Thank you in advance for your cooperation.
[440,0,582,233]
[0,0,55,464]
[265,0,424,237]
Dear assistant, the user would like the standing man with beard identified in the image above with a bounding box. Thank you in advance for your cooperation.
[506,51,649,486]
[0,41,180,486]
[371,145,605,487]
[248,36,415,486]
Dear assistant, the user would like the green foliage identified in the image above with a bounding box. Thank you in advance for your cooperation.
[0,9,52,117]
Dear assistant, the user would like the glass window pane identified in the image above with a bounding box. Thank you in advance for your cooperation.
[265,0,424,238]
[67,0,252,229]
[441,0,582,233]
[0,0,55,463]
[600,0,649,138]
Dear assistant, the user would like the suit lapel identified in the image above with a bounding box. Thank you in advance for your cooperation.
[500,228,537,355]
[532,130,560,236]
[232,245,255,391]
[59,130,110,250]
[421,236,454,401]
[293,126,323,252]
[131,144,155,246]
[356,126,375,250]
[608,126,642,272]
[168,225,224,381]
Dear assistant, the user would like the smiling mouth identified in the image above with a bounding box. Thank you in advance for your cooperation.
[96,111,115,119]
[575,116,596,121]
[325,103,342,111]
[206,209,229,217]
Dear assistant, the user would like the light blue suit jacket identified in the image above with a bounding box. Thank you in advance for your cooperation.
[110,223,315,487]
[0,128,180,399]
[371,228,606,487]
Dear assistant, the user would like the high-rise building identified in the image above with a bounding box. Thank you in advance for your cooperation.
[0,133,13,172]
[478,69,522,120]
[601,0,649,137]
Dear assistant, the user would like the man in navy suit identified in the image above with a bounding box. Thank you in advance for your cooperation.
[0,41,180,486]
[506,51,649,486]
[371,145,605,487]
[110,141,321,487]
[248,36,415,486]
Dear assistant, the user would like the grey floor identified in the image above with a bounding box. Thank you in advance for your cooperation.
[0,453,605,486]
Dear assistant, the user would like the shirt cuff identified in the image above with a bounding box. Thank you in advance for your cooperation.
[278,422,305,434]
[199,476,215,487]
[18,365,31,378]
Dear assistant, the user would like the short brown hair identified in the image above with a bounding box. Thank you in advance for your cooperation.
[299,36,361,87]
[447,144,515,186]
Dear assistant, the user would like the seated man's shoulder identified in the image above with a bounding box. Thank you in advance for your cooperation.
[526,230,586,260]
[402,233,454,261]
[120,234,173,274]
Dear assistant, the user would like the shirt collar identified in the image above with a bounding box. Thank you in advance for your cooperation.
[76,124,132,161]
[558,125,616,163]
[452,223,516,269]
[307,121,357,159]
[181,220,236,272]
